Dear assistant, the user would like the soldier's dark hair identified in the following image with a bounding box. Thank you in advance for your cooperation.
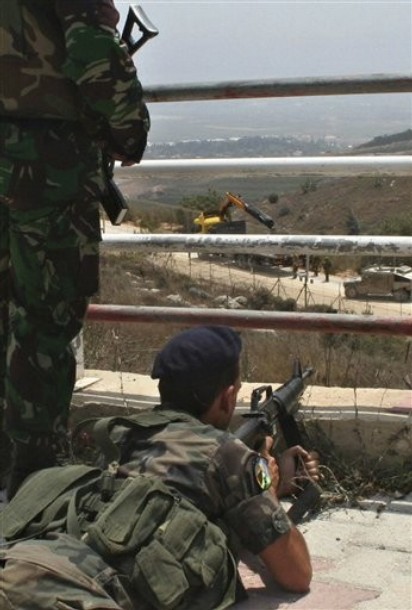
[158,362,240,418]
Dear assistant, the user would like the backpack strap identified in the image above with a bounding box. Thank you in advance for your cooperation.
[91,408,198,465]
[1,464,101,540]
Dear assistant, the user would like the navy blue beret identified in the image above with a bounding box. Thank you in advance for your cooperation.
[151,325,242,381]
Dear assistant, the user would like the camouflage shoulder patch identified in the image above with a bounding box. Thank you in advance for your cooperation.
[254,457,272,491]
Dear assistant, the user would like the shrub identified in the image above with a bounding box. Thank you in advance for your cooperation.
[268,193,279,204]
[278,206,291,217]
[301,178,317,194]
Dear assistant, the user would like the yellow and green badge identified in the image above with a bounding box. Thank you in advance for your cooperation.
[254,457,272,491]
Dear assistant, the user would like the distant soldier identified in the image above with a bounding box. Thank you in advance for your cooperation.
[292,255,300,279]
[311,256,320,277]
[323,257,332,282]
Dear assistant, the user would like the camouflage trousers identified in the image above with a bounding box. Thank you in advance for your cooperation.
[0,119,102,442]
[0,533,137,610]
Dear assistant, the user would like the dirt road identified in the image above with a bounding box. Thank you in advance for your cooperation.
[102,222,411,317]
[154,252,412,317]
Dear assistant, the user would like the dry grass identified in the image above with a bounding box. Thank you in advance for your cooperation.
[85,251,411,389]
[302,420,412,505]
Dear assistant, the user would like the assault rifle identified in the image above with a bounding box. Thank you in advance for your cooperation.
[101,5,158,225]
[236,360,321,524]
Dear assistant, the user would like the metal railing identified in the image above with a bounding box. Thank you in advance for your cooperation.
[89,73,412,337]
[102,233,412,259]
[118,155,412,179]
[143,73,412,103]
[88,306,412,337]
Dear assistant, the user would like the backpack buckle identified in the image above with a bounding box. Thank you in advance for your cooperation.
[100,461,119,502]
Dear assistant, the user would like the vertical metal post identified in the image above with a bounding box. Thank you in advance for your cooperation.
[72,331,85,381]
[304,255,310,308]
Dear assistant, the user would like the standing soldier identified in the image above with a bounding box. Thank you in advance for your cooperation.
[292,255,300,279]
[0,0,150,498]
[323,257,332,282]
[311,256,320,277]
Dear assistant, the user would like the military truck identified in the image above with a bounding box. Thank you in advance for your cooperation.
[344,265,412,302]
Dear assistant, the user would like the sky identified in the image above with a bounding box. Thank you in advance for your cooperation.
[113,1,412,143]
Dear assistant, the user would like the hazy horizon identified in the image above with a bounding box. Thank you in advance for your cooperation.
[114,1,412,144]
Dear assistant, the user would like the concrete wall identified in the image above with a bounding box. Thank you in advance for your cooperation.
[72,370,412,471]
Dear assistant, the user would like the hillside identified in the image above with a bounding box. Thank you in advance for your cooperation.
[354,129,412,155]
[253,175,412,236]
[247,130,412,235]
[122,130,411,236]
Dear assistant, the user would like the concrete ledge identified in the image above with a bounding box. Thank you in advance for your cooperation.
[75,370,412,414]
[72,370,412,469]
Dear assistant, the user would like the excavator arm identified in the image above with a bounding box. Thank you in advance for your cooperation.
[225,192,274,230]
[193,192,274,234]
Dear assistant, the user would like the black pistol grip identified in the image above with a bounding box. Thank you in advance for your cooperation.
[286,480,322,524]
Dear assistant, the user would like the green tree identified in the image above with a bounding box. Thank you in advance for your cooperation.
[268,192,279,204]
[180,189,222,213]
[346,208,361,235]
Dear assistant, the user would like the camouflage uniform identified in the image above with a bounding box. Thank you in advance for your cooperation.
[0,408,292,608]
[0,1,149,447]
[122,407,293,556]
[0,533,136,610]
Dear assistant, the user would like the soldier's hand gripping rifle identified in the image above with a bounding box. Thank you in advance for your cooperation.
[235,361,321,524]
[101,5,158,225]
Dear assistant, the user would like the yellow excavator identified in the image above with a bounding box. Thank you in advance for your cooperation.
[193,191,274,234]
[192,192,294,267]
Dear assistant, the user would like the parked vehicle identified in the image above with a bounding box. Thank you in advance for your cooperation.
[344,265,412,302]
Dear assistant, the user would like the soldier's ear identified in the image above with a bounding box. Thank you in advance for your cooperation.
[220,383,237,414]
[202,379,239,428]
[201,385,233,428]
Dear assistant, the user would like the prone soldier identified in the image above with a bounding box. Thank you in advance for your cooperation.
[1,326,321,609]
[120,325,320,596]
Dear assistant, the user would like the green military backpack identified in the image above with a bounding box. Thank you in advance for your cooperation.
[1,413,238,610]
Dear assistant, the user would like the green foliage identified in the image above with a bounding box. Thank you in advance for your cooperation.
[174,208,193,232]
[376,212,412,237]
[127,206,179,233]
[300,178,318,194]
[268,192,279,204]
[180,189,222,213]
[346,208,361,235]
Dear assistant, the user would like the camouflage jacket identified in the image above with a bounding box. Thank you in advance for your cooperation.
[121,406,293,555]
[0,533,135,610]
[0,0,149,161]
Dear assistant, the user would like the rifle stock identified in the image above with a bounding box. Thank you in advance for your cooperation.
[236,361,322,523]
[101,5,159,225]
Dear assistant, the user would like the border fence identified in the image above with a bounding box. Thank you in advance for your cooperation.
[87,72,412,339]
